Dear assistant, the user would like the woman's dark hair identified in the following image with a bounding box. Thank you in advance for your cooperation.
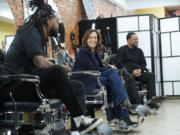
[17,0,55,35]
[81,29,102,53]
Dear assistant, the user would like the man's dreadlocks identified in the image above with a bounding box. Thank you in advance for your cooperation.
[17,0,55,35]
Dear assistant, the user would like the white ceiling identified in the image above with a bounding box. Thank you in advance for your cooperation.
[126,0,180,10]
[1,0,180,24]
[109,0,180,10]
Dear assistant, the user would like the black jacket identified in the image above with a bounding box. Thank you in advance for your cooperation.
[115,45,147,73]
[72,48,110,91]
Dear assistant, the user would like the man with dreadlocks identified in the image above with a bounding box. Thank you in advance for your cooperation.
[1,0,103,134]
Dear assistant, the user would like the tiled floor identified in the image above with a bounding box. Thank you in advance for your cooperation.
[68,100,180,134]
[116,100,180,135]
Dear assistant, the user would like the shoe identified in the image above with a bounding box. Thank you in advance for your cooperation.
[150,96,166,104]
[121,100,137,110]
[114,120,130,130]
[148,103,160,110]
[114,117,138,130]
[123,116,139,127]
[77,116,103,134]
[128,109,139,115]
[148,96,166,104]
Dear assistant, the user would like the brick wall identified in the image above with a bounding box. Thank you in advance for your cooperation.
[7,0,128,54]
[53,0,86,53]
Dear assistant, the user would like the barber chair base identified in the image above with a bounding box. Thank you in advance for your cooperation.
[34,121,68,135]
[78,122,113,135]
[135,104,150,116]
[0,121,68,135]
[95,122,113,135]
[110,121,141,134]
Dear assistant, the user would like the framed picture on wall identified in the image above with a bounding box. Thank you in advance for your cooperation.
[5,35,14,53]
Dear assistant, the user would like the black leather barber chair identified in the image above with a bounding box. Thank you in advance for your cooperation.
[0,74,68,135]
[70,71,107,118]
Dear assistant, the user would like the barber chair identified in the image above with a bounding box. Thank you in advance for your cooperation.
[136,80,166,116]
[75,70,144,133]
[135,81,148,101]
[70,71,114,135]
[134,81,151,116]
[70,71,107,118]
[103,55,146,123]
[0,74,68,135]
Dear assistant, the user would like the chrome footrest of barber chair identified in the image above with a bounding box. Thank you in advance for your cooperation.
[0,108,61,127]
[0,98,65,127]
[85,89,105,105]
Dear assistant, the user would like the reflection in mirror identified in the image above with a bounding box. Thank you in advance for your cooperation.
[0,0,14,53]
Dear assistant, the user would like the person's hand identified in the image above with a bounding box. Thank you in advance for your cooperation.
[62,64,72,73]
[109,64,117,69]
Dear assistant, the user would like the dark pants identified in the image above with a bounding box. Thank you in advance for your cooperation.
[135,72,156,99]
[38,65,85,117]
[125,73,142,104]
[125,72,156,102]
[1,65,85,118]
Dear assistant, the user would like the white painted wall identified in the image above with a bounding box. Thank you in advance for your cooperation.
[109,0,180,10]
[126,0,180,10]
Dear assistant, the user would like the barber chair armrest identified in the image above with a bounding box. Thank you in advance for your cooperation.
[0,74,39,79]
[0,74,40,83]
[69,70,101,77]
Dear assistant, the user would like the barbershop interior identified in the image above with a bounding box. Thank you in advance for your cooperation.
[0,0,180,135]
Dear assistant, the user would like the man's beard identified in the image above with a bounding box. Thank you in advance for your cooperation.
[134,43,138,47]
[49,27,58,37]
[131,43,138,49]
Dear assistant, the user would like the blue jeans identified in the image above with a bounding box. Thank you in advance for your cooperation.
[100,68,129,120]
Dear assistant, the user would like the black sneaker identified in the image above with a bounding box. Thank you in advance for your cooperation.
[123,116,139,127]
[148,103,160,110]
[149,96,166,104]
[128,109,139,115]
[77,116,103,134]
[121,100,137,110]
[114,117,138,131]
[114,120,131,131]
